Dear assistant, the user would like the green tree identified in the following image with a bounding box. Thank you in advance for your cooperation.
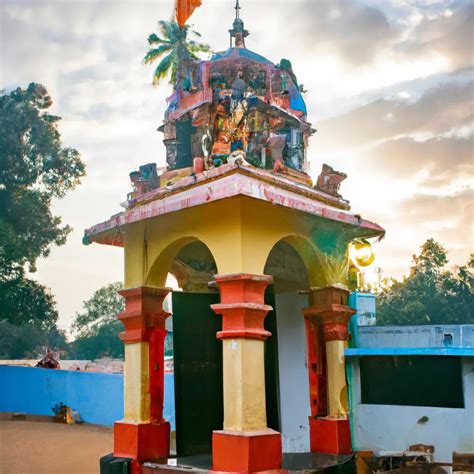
[143,20,210,86]
[70,282,125,359]
[0,277,68,359]
[0,83,85,280]
[0,83,85,357]
[0,278,57,329]
[442,253,474,322]
[0,319,68,360]
[377,239,474,325]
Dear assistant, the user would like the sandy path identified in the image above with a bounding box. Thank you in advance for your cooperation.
[0,420,113,474]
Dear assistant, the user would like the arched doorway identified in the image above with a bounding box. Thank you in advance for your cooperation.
[150,239,223,458]
[263,238,314,453]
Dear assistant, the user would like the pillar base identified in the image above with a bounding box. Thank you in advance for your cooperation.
[114,420,170,461]
[309,417,352,455]
[100,453,131,474]
[212,428,282,473]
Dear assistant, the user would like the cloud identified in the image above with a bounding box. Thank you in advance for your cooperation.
[289,0,473,72]
[397,2,474,70]
[290,0,399,66]
[364,135,473,184]
[399,187,473,221]
[374,186,473,280]
[316,79,474,148]
[397,188,474,258]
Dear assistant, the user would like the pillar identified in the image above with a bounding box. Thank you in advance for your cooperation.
[114,286,171,463]
[303,286,356,455]
[211,273,282,473]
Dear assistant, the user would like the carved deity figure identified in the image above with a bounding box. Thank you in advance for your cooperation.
[315,164,347,198]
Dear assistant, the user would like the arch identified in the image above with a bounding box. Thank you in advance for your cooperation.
[264,240,309,293]
[146,237,223,456]
[170,240,218,292]
[263,234,328,288]
[146,236,218,288]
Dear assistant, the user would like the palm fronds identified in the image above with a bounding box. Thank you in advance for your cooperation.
[144,20,211,87]
[152,51,177,85]
[143,44,173,65]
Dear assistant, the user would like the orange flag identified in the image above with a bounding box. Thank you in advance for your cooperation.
[176,0,202,28]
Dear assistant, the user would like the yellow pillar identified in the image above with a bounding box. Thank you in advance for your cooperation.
[211,273,282,473]
[325,340,349,417]
[123,342,150,422]
[222,338,266,431]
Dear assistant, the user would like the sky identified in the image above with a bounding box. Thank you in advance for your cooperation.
[1,0,473,332]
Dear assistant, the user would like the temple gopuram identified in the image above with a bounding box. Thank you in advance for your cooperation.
[86,2,384,473]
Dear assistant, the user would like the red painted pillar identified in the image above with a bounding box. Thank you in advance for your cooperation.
[211,273,282,473]
[303,315,327,419]
[114,286,171,465]
[303,286,356,455]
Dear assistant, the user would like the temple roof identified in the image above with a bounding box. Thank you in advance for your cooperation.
[210,47,273,65]
[83,163,385,247]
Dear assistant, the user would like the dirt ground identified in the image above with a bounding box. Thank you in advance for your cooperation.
[0,419,113,474]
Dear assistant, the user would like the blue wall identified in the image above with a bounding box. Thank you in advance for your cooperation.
[0,365,175,428]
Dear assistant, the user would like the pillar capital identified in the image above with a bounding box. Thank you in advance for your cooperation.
[211,273,273,340]
[306,285,351,308]
[303,285,356,341]
[118,286,172,343]
[213,273,273,304]
[211,303,273,340]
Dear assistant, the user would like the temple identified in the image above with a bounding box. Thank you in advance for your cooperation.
[86,4,384,473]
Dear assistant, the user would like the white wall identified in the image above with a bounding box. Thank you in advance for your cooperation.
[275,292,311,453]
[350,357,474,462]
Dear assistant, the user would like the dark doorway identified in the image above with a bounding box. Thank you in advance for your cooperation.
[172,291,223,456]
[175,119,195,169]
[264,285,281,432]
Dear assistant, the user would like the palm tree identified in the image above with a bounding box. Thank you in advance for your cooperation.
[144,20,211,86]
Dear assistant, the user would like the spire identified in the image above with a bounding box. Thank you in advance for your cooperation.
[235,0,241,19]
[229,0,249,48]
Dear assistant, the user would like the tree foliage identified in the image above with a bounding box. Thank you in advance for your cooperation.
[0,83,84,358]
[70,320,125,360]
[70,282,125,359]
[0,320,67,360]
[72,282,124,337]
[143,20,210,86]
[377,239,474,325]
[0,83,85,280]
[69,282,174,359]
[0,277,57,329]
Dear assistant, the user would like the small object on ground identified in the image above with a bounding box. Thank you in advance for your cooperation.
[52,402,82,424]
[11,413,27,421]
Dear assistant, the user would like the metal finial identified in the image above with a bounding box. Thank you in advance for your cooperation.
[229,0,248,47]
[235,0,241,19]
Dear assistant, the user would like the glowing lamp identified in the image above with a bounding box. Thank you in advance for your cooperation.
[350,239,375,267]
